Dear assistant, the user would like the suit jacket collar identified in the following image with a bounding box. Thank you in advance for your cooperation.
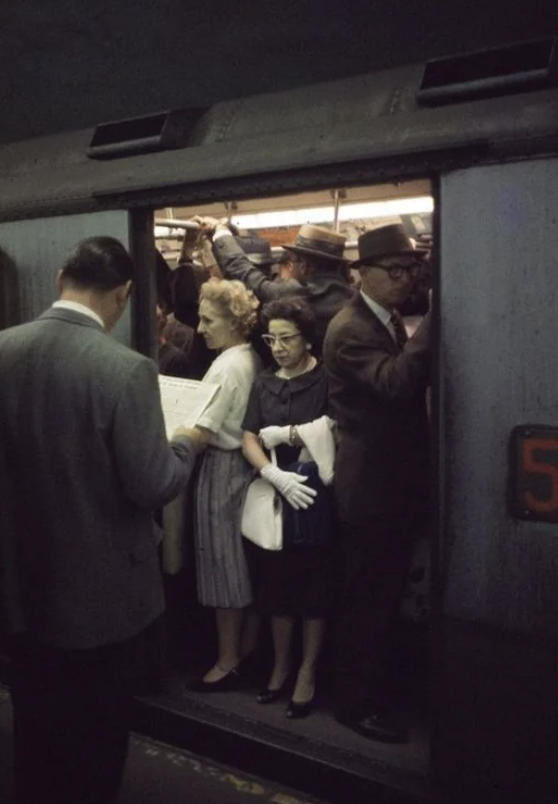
[39,306,105,332]
[259,362,324,397]
[349,293,400,355]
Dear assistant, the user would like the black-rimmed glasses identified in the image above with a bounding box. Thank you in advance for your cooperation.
[373,261,424,280]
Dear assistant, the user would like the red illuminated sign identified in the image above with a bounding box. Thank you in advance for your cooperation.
[510,426,558,522]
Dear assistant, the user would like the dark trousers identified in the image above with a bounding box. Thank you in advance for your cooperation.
[9,619,161,804]
[335,515,421,719]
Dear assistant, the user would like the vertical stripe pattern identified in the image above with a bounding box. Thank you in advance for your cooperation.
[194,447,253,608]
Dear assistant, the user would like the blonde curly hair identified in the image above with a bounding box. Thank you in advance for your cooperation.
[199,278,259,337]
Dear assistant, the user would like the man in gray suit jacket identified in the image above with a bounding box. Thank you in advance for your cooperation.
[323,224,431,744]
[0,236,203,804]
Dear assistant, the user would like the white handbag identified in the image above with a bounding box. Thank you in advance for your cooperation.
[241,448,283,550]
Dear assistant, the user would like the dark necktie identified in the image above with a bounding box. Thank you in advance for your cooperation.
[389,311,408,349]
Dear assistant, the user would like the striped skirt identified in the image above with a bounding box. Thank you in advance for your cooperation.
[194,446,253,608]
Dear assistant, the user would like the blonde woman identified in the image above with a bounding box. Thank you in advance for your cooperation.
[188,278,262,691]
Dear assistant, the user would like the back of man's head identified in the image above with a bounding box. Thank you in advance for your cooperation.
[60,237,135,291]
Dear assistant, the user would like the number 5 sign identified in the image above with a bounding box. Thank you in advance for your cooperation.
[509,425,558,522]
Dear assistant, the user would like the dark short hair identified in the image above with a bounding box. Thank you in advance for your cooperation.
[60,237,135,291]
[261,296,316,343]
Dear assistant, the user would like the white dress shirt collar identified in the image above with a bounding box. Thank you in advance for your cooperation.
[52,300,104,329]
[359,289,392,328]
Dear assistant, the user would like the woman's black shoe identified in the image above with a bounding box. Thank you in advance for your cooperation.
[286,697,314,719]
[257,682,289,705]
[187,667,240,693]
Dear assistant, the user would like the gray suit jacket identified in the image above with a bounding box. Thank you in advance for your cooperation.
[0,307,195,649]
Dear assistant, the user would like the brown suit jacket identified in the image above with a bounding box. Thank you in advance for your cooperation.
[323,293,431,525]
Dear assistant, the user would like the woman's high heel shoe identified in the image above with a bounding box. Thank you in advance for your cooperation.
[187,667,240,693]
[257,680,289,705]
[286,697,314,719]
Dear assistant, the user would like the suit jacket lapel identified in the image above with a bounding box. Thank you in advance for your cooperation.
[351,293,400,355]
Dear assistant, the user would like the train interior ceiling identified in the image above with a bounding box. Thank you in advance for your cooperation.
[154,179,433,265]
[150,177,434,783]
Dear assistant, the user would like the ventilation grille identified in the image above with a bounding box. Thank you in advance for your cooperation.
[418,37,557,106]
[87,108,208,159]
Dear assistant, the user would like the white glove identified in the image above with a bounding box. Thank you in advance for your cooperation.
[260,463,317,510]
[259,425,291,449]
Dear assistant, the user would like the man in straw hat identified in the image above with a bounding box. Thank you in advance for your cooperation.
[194,218,353,353]
[323,223,432,743]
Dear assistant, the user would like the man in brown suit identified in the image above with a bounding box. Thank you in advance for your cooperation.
[322,224,431,743]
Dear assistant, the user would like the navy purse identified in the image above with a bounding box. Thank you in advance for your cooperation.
[282,460,335,548]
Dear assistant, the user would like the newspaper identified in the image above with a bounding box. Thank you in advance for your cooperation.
[158,375,220,439]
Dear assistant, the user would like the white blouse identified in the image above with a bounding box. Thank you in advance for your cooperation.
[197,343,261,450]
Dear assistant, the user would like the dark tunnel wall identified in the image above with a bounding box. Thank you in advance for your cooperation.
[1,0,557,145]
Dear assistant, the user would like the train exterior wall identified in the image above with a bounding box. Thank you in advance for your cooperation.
[0,211,132,345]
[437,157,558,802]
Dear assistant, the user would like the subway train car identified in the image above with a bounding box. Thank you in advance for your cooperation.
[1,36,558,804]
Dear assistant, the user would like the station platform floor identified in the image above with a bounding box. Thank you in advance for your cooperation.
[128,658,433,804]
[0,610,435,804]
[0,685,328,804]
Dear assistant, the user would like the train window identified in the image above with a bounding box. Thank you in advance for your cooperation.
[149,178,435,785]
[154,181,433,268]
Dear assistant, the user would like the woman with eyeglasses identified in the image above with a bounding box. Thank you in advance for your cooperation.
[241,297,336,719]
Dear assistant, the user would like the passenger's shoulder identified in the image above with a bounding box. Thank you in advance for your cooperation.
[326,301,363,335]
[225,346,261,380]
[0,318,40,341]
[96,338,157,381]
[248,366,275,390]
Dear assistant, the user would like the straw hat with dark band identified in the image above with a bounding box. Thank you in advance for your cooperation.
[283,224,348,263]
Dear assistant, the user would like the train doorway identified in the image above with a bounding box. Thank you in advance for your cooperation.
[138,177,438,800]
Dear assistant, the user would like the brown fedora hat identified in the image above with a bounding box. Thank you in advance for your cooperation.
[283,224,348,263]
[353,223,427,267]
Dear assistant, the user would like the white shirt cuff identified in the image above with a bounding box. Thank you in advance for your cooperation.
[213,228,234,241]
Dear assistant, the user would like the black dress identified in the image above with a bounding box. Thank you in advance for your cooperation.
[241,363,337,618]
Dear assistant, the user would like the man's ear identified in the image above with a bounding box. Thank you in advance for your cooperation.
[299,257,314,278]
[116,280,132,307]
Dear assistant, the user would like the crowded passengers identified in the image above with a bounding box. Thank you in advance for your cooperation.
[0,222,432,804]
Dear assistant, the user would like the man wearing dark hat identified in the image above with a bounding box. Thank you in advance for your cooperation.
[322,223,432,743]
[195,218,353,352]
